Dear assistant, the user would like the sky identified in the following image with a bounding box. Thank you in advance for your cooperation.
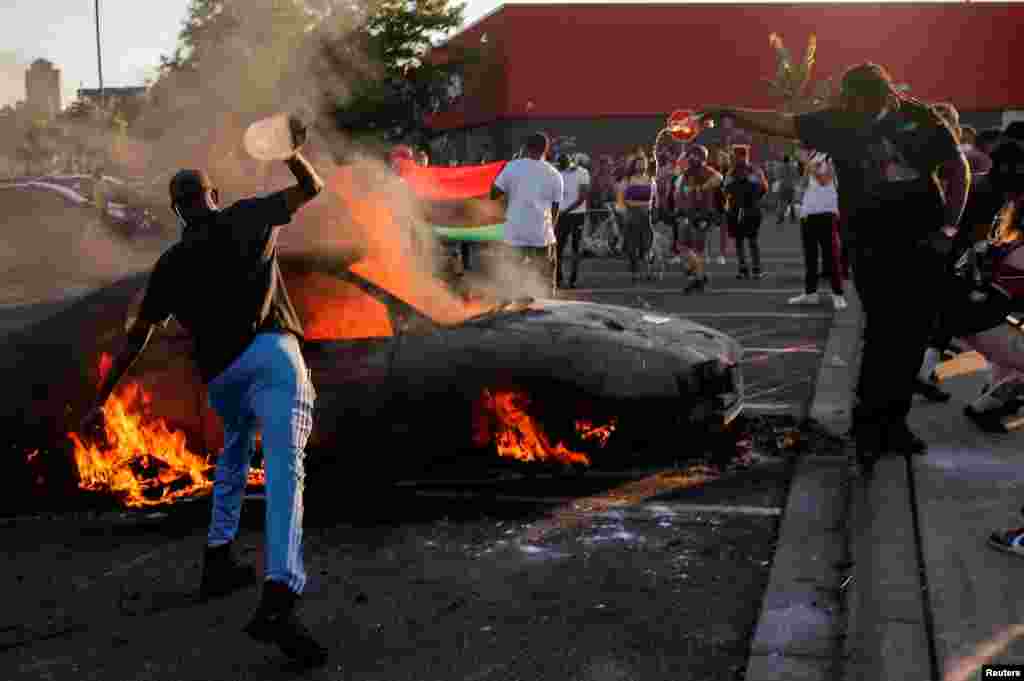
[0,0,986,110]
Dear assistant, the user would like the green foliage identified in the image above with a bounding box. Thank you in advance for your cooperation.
[765,33,818,110]
[151,0,465,144]
[325,0,466,143]
[766,32,912,113]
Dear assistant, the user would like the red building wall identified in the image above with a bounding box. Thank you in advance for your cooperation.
[432,2,1023,130]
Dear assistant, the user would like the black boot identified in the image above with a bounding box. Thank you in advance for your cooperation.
[736,266,750,280]
[751,267,765,280]
[244,581,328,667]
[855,438,880,474]
[964,404,1011,433]
[199,542,259,602]
[851,413,884,473]
[884,423,928,456]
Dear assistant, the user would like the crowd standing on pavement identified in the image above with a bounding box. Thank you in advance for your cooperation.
[399,67,1024,557]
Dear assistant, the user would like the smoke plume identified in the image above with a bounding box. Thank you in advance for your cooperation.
[2,0,550,336]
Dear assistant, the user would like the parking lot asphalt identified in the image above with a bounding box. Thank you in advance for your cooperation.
[560,219,836,420]
[1,216,838,680]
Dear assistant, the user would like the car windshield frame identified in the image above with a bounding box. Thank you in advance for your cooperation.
[280,251,532,333]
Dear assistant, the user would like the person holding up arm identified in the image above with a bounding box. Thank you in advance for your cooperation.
[699,62,969,469]
[79,115,330,667]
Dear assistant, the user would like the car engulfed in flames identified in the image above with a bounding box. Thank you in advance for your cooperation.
[1,253,743,510]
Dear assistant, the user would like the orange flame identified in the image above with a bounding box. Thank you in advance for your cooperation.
[98,352,113,388]
[473,389,617,466]
[68,353,264,508]
[287,273,394,340]
[282,164,493,343]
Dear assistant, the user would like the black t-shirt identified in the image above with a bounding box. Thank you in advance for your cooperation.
[723,164,766,215]
[795,100,961,240]
[137,192,304,383]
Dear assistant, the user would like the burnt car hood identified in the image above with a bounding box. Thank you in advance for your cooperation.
[402,298,744,402]
[462,299,741,365]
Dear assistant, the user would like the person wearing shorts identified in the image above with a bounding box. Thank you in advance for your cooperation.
[674,145,722,293]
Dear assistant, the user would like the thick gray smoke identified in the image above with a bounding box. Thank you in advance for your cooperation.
[1,0,549,333]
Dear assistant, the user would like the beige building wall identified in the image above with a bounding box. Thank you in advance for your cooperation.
[25,59,61,122]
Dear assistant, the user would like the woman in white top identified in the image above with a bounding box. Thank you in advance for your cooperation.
[789,151,847,311]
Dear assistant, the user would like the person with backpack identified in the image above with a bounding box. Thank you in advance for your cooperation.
[722,144,769,279]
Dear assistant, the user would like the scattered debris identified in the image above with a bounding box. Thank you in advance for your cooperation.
[736,414,847,458]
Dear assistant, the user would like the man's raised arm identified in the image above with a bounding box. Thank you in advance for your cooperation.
[282,151,325,216]
[700,108,800,141]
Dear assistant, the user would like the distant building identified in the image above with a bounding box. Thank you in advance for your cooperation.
[25,59,61,121]
[426,2,1024,161]
[76,86,148,109]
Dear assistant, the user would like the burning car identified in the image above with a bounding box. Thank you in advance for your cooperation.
[2,252,743,510]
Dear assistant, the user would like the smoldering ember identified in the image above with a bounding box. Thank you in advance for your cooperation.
[3,0,1024,679]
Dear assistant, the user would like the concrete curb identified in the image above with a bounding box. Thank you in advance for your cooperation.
[744,288,860,681]
[835,287,935,681]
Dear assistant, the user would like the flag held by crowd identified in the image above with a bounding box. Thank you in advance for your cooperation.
[394,160,509,242]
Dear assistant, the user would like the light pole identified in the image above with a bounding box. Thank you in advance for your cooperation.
[95,0,104,104]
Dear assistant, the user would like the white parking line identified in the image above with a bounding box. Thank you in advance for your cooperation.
[743,347,822,354]
[396,468,674,487]
[670,311,831,320]
[410,489,783,515]
[746,377,815,400]
[570,287,804,295]
[579,268,803,277]
[745,401,802,412]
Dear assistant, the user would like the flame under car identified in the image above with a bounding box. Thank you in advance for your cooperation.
[1,253,744,509]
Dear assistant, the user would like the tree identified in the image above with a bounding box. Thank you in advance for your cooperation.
[323,0,466,144]
[151,0,325,126]
[20,118,59,174]
[766,32,911,115]
[146,0,465,155]
[765,33,824,114]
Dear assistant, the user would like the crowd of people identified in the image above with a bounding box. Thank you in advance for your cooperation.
[692,62,1024,557]
[68,55,1024,669]
[470,66,1024,468]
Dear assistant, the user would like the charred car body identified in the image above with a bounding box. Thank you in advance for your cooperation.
[2,253,744,508]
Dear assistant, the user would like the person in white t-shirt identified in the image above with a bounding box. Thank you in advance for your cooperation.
[788,151,846,310]
[555,153,591,288]
[491,133,564,296]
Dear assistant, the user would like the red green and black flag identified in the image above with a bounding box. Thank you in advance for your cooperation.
[395,160,508,242]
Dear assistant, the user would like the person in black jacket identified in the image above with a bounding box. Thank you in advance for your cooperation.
[700,62,969,469]
[79,117,330,666]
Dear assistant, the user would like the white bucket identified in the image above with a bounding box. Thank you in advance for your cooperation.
[244,114,297,161]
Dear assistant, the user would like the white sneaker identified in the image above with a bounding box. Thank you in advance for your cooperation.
[788,292,820,305]
[716,255,727,265]
[832,294,848,311]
